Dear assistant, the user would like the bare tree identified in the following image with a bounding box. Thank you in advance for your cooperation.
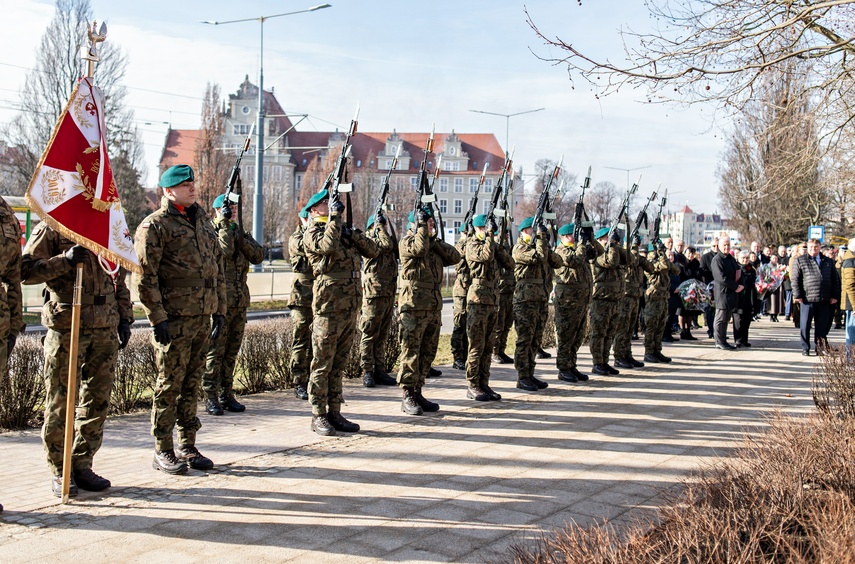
[585,181,620,229]
[193,83,231,211]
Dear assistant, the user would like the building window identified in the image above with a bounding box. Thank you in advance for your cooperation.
[453,161,460,171]
[483,200,490,214]
[233,123,251,135]
[454,178,463,193]
[453,199,462,214]
[296,174,303,193]
[385,160,392,169]
[439,178,448,192]
[484,179,493,193]
[469,178,478,193]
[439,199,447,213]
[453,220,461,231]
[410,177,418,189]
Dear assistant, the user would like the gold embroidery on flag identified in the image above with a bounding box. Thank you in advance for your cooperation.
[112,220,133,252]
[72,93,94,129]
[41,170,66,206]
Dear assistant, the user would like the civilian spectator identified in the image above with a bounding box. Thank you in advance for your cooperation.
[841,240,855,356]
[791,238,841,356]
[733,250,758,347]
[712,237,743,350]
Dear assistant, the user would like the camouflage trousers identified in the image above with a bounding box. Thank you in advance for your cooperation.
[202,306,247,397]
[492,291,514,355]
[359,295,394,374]
[466,302,497,388]
[589,299,620,365]
[450,295,468,363]
[309,310,357,416]
[42,327,118,475]
[555,296,589,370]
[398,309,441,389]
[613,295,641,360]
[644,299,668,354]
[513,300,547,380]
[151,315,210,451]
[289,305,313,388]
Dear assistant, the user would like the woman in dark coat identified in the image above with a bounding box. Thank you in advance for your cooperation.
[733,250,758,347]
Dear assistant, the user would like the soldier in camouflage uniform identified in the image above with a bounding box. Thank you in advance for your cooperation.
[134,164,225,475]
[450,228,470,370]
[0,196,22,511]
[398,208,460,415]
[23,223,132,496]
[643,242,680,363]
[492,227,515,364]
[513,216,563,391]
[302,190,378,436]
[589,227,624,376]
[613,234,655,369]
[464,215,514,401]
[287,210,313,400]
[553,223,602,383]
[359,213,398,388]
[202,194,264,415]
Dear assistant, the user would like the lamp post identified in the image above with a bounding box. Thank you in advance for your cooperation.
[604,165,652,193]
[469,107,545,158]
[202,4,331,262]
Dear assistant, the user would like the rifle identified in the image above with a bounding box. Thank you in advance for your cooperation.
[496,156,515,246]
[651,186,668,245]
[606,174,640,242]
[374,144,400,223]
[573,166,593,243]
[328,104,359,231]
[531,155,564,237]
[463,163,489,233]
[430,155,445,241]
[413,124,440,238]
[222,124,254,231]
[486,148,514,227]
[628,185,659,245]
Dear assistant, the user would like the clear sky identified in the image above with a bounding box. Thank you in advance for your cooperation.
[0,0,727,215]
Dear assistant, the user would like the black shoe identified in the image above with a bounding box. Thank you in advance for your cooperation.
[736,342,752,348]
[466,386,490,401]
[592,364,610,376]
[802,350,811,356]
[605,364,620,375]
[401,388,424,415]
[516,378,539,391]
[536,348,552,359]
[715,342,737,351]
[481,384,501,400]
[311,414,337,436]
[176,444,214,470]
[373,370,398,386]
[614,358,634,369]
[328,412,360,433]
[572,368,589,382]
[662,334,675,343]
[707,331,714,338]
[73,468,111,492]
[558,370,578,383]
[785,316,791,321]
[680,331,698,341]
[414,387,440,412]
[452,360,466,370]
[153,449,189,475]
[362,372,376,388]
[629,357,645,368]
[428,367,442,377]
[643,353,661,363]
[205,398,224,416]
[220,392,245,413]
[51,475,78,497]
[530,375,549,389]
[294,385,309,400]
[492,352,513,364]
[654,352,672,363]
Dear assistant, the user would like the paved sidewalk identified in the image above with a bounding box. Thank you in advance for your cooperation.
[0,320,831,562]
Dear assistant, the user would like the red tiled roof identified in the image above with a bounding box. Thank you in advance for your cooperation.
[159,129,201,171]
[680,205,693,214]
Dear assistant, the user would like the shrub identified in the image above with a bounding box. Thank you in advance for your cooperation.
[265,317,293,390]
[812,344,855,419]
[234,319,280,394]
[111,331,158,414]
[0,334,45,429]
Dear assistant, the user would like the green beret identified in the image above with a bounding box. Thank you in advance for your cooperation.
[301,189,329,215]
[212,194,226,209]
[159,164,194,188]
[472,214,487,228]
[595,227,610,240]
[648,243,655,251]
[459,224,467,234]
[558,223,574,236]
[366,214,376,229]
[519,216,534,231]
[299,209,309,219]
[407,206,432,223]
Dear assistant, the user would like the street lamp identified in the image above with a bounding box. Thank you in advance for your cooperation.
[202,4,331,261]
[604,165,652,193]
[469,107,545,158]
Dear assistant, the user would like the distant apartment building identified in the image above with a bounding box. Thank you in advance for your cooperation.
[662,205,726,249]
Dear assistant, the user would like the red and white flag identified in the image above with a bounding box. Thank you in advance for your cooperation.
[25,77,141,273]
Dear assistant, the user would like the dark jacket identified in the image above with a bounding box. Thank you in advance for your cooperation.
[712,252,741,310]
[791,253,841,304]
[736,264,757,314]
[699,250,718,284]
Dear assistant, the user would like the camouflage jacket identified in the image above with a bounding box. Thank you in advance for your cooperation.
[362,224,398,299]
[0,197,24,336]
[399,223,460,312]
[303,214,378,316]
[497,237,515,294]
[553,240,602,306]
[624,246,656,299]
[287,223,313,309]
[465,234,514,306]
[644,250,680,301]
[452,235,470,299]
[23,223,133,331]
[133,197,226,325]
[591,241,623,301]
[512,233,563,304]
[212,218,264,309]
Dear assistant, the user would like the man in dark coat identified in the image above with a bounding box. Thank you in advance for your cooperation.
[698,237,719,338]
[791,238,841,355]
[711,237,743,350]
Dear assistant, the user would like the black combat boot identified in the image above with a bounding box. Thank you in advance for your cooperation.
[481,384,501,400]
[530,375,549,389]
[373,369,397,386]
[328,411,360,433]
[362,372,376,388]
[614,358,635,369]
[629,357,645,368]
[73,468,111,491]
[428,367,442,377]
[571,368,589,382]
[558,370,578,383]
[220,391,245,413]
[643,352,661,363]
[153,449,189,475]
[294,384,309,400]
[592,364,610,376]
[654,351,672,363]
[176,444,214,470]
[516,377,538,391]
[414,387,440,412]
[466,386,490,401]
[536,348,552,359]
[205,397,224,416]
[311,414,336,436]
[492,351,513,364]
[402,388,423,415]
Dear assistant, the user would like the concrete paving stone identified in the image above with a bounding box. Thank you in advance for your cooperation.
[381,545,456,563]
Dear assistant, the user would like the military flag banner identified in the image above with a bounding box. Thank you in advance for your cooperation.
[25,76,142,274]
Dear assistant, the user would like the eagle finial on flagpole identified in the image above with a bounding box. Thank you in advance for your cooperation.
[81,21,107,78]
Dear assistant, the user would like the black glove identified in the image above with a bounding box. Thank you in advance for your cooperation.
[341,225,353,239]
[153,320,171,346]
[537,222,548,235]
[329,199,345,215]
[610,230,621,243]
[221,203,233,220]
[416,209,429,223]
[632,234,642,247]
[210,314,225,340]
[656,239,667,252]
[118,319,131,350]
[7,333,16,355]
[487,218,498,234]
[64,245,88,266]
[376,214,387,225]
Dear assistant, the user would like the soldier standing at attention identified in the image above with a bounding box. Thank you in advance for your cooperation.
[202,194,264,415]
[450,227,470,371]
[134,164,225,475]
[512,216,562,391]
[492,225,515,364]
[398,207,460,415]
[0,196,23,510]
[24,224,133,495]
[287,209,313,400]
[643,242,680,363]
[464,214,514,401]
[589,228,624,376]
[553,223,601,383]
[613,234,654,370]
[359,213,398,388]
[302,190,378,436]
